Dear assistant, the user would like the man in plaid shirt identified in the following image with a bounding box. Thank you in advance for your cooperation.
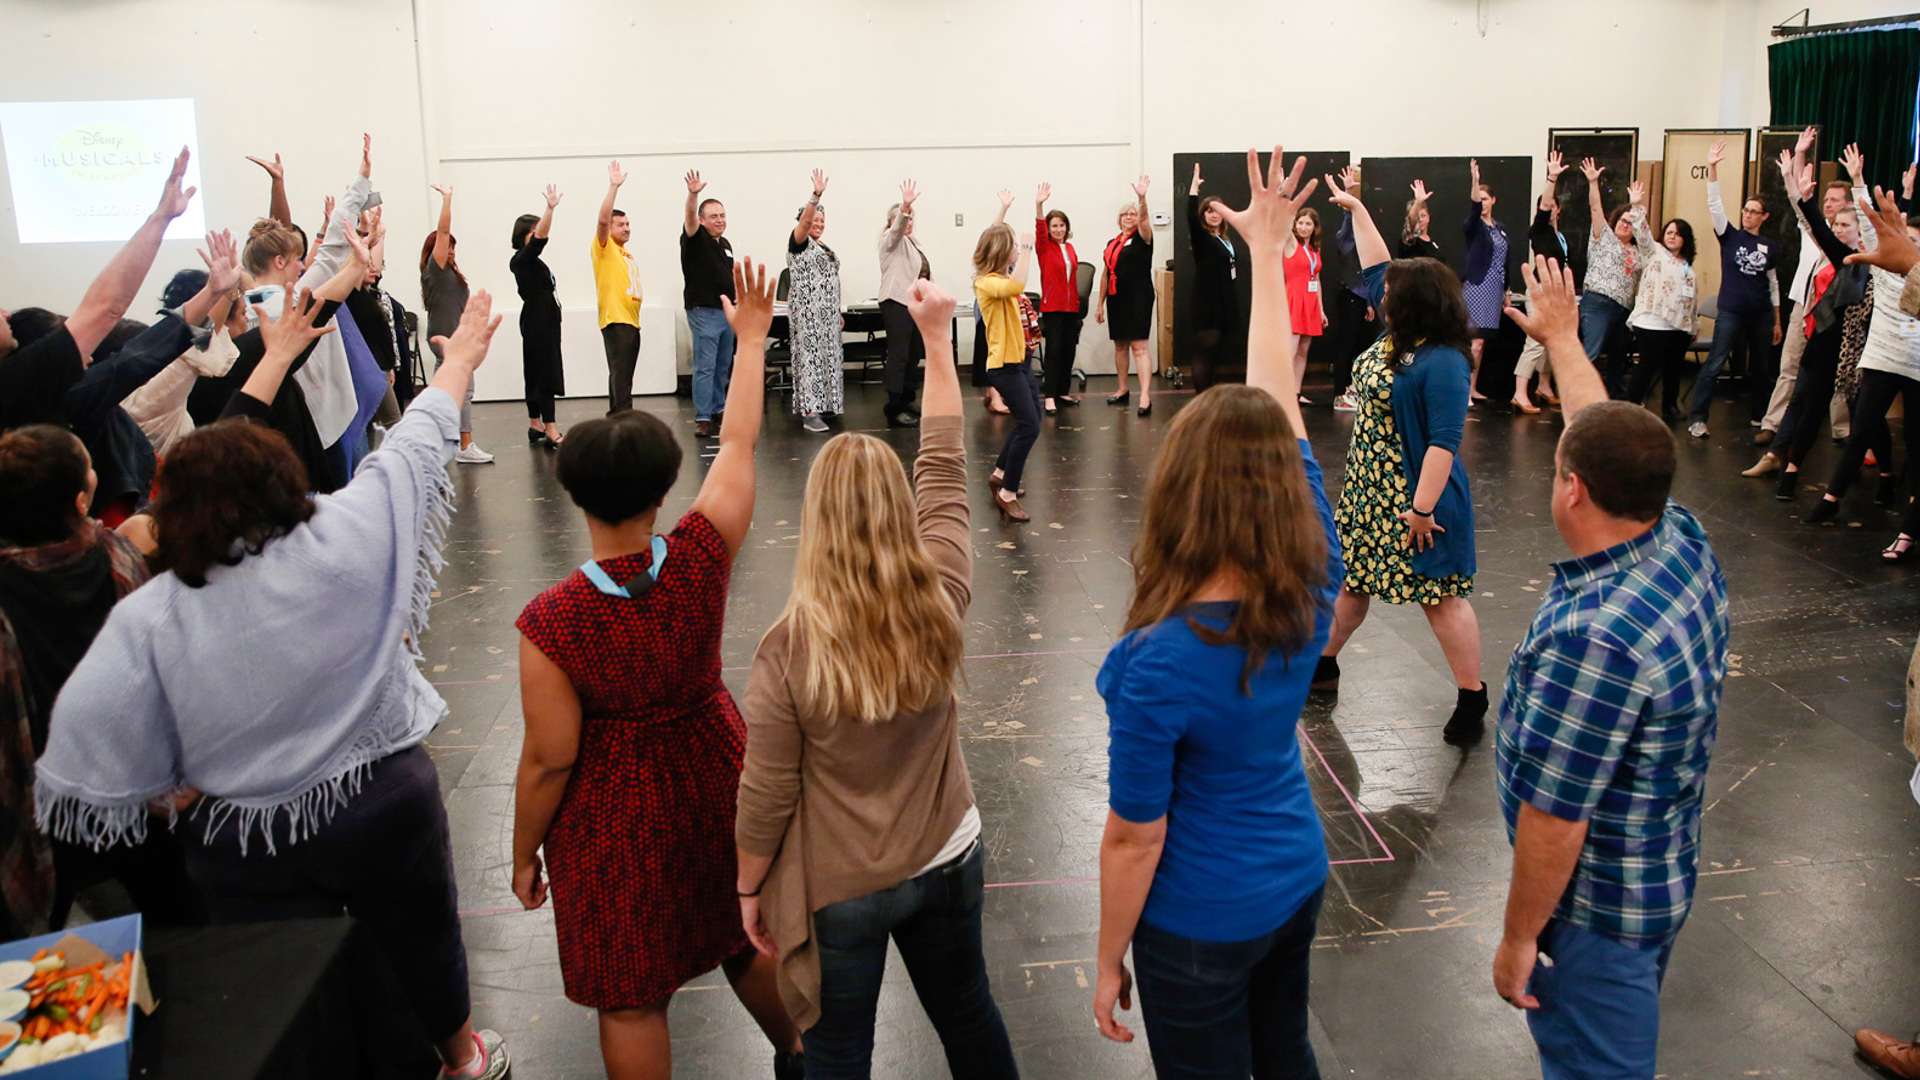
[1497,256,1730,1080]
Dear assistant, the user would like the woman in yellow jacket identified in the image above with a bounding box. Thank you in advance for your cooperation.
[975,222,1037,523]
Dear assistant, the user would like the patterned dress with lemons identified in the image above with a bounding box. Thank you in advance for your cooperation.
[1333,337,1475,605]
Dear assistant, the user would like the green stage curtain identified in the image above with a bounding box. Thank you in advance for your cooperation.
[1770,28,1920,189]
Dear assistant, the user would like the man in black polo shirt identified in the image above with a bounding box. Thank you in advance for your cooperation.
[681,169,736,438]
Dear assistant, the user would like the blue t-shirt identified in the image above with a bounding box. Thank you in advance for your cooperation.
[1716,226,1777,316]
[1100,440,1344,943]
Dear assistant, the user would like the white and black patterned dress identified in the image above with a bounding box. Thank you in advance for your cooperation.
[787,235,844,416]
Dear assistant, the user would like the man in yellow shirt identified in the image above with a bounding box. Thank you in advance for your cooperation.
[593,159,643,414]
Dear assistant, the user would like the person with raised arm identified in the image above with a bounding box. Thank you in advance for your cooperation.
[1328,165,1381,413]
[512,259,802,1080]
[1513,152,1572,414]
[1684,138,1782,438]
[1576,159,1657,398]
[1034,183,1085,414]
[876,179,931,428]
[682,170,737,438]
[1756,128,1855,449]
[592,161,643,416]
[788,170,844,434]
[287,135,381,471]
[1461,158,1510,403]
[735,278,1017,1078]
[1186,163,1242,394]
[1092,145,1341,1080]
[1096,176,1155,413]
[0,147,198,433]
[1398,179,1442,261]
[245,151,294,231]
[1493,256,1728,1080]
[422,182,489,463]
[512,184,566,447]
[975,221,1040,521]
[1315,169,1488,746]
[1803,149,1920,536]
[1623,217,1702,422]
[39,291,517,1080]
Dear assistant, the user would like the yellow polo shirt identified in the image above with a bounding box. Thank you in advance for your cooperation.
[974,273,1026,369]
[591,236,642,328]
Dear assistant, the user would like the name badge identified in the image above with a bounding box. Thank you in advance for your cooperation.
[1308,280,1320,293]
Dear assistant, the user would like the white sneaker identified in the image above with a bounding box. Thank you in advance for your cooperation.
[1687,422,1709,439]
[1332,392,1358,413]
[438,1029,509,1080]
[455,444,495,464]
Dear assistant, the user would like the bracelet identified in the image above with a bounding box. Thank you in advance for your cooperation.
[737,886,762,898]
[1410,507,1434,519]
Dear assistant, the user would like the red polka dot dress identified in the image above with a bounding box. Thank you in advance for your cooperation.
[515,512,748,1009]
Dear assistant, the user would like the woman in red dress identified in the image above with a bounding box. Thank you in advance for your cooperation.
[1283,207,1326,403]
[510,261,804,1080]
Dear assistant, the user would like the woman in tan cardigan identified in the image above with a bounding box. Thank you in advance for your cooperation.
[734,280,1019,1078]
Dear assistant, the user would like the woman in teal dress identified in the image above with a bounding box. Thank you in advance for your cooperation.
[1315,168,1488,746]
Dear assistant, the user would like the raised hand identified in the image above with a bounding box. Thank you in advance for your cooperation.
[154,147,196,220]
[1189,163,1203,195]
[1545,151,1566,182]
[997,188,1015,210]
[433,291,503,371]
[685,169,707,195]
[364,206,387,243]
[1795,126,1817,155]
[1579,157,1603,182]
[1841,144,1866,186]
[1776,149,1807,199]
[1337,165,1360,193]
[1707,140,1727,168]
[1325,174,1363,212]
[1469,158,1482,191]
[907,279,957,335]
[608,160,628,187]
[1906,163,1918,200]
[255,288,335,361]
[198,230,241,295]
[1410,179,1432,203]
[1846,188,1918,276]
[1132,174,1151,199]
[1036,182,1052,205]
[720,258,775,341]
[1505,256,1579,346]
[322,194,335,226]
[1216,147,1317,251]
[900,178,919,208]
[811,168,829,197]
[1628,180,1646,207]
[359,133,372,179]
[246,153,284,180]
[430,183,452,201]
[543,184,562,209]
[343,225,373,268]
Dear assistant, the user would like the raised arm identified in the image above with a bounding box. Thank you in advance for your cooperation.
[64,147,197,358]
[1131,175,1151,242]
[1780,151,1852,267]
[247,153,291,226]
[535,185,560,240]
[882,179,917,253]
[429,184,453,268]
[794,170,826,245]
[297,135,374,291]
[1540,152,1566,214]
[1327,172,1389,269]
[230,234,369,410]
[684,170,707,237]
[689,259,772,556]
[597,161,625,247]
[1705,140,1730,236]
[1580,159,1609,240]
[1627,181,1654,256]
[1034,183,1058,257]
[176,230,243,328]
[1216,147,1313,436]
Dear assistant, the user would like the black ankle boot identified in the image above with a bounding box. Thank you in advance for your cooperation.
[1311,655,1340,692]
[1876,473,1899,507]
[1443,683,1488,746]
[1775,469,1798,501]
[775,1050,805,1080]
[1805,497,1840,525]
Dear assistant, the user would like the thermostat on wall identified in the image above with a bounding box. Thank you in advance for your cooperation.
[1151,211,1170,227]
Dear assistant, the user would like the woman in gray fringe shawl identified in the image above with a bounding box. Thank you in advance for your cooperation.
[34,286,513,1080]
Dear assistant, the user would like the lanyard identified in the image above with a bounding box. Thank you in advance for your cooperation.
[1305,247,1320,279]
[580,535,669,599]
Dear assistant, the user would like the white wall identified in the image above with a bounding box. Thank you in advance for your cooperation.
[3,0,1823,401]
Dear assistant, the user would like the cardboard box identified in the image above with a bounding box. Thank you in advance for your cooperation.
[0,915,147,1078]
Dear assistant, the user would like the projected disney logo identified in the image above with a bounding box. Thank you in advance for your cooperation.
[41,123,159,185]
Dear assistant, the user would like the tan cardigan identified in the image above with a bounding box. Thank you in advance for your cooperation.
[877,210,931,305]
[736,415,975,1030]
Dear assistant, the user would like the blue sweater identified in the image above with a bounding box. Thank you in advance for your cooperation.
[1362,263,1478,580]
[1102,441,1343,942]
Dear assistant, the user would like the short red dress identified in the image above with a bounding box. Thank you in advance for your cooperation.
[515,512,748,1009]
[1284,244,1326,336]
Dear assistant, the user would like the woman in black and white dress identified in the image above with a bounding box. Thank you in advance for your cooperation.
[787,169,844,433]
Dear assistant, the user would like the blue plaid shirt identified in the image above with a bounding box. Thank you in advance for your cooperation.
[1496,502,1729,946]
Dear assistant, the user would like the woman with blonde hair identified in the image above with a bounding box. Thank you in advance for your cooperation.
[1093,146,1340,1080]
[974,221,1038,522]
[1096,176,1155,412]
[734,280,1019,1079]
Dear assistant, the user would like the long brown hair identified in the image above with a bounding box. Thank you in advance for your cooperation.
[1382,258,1474,367]
[1294,207,1322,251]
[772,433,964,722]
[1126,386,1330,692]
[420,231,466,286]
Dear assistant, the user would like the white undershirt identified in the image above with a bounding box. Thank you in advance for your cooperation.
[916,804,982,875]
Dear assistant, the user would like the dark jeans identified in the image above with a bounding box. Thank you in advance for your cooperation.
[1326,289,1374,395]
[1688,306,1774,424]
[1624,328,1692,416]
[182,745,472,1042]
[1770,330,1841,466]
[1133,886,1325,1080]
[804,842,1017,1080]
[1579,293,1633,398]
[51,829,208,931]
[1827,367,1920,502]
[879,299,926,413]
[988,362,1043,493]
[1040,311,1083,398]
[601,322,640,415]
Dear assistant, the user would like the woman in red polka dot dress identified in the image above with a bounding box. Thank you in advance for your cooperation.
[510,261,804,1079]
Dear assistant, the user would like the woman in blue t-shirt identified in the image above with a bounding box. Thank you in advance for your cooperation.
[1094,147,1343,1080]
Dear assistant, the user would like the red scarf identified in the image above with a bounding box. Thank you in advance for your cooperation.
[1103,231,1135,296]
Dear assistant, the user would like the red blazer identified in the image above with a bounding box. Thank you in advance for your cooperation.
[1034,218,1082,313]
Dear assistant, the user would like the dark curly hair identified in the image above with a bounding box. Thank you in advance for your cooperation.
[1661,218,1697,264]
[1381,258,1474,368]
[152,421,314,587]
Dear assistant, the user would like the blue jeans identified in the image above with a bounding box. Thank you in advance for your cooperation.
[687,306,735,421]
[1687,307,1774,425]
[1526,919,1676,1080]
[803,841,1017,1079]
[1579,293,1632,399]
[1132,886,1325,1080]
[987,360,1042,493]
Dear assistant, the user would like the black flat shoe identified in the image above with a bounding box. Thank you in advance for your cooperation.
[1137,401,1152,417]
[1044,400,1058,416]
[1884,535,1916,563]
[1805,498,1840,525]
[1059,395,1082,407]
[1107,391,1130,406]
[527,428,549,445]
[1775,470,1798,501]
[1310,656,1340,693]
[1443,683,1488,747]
